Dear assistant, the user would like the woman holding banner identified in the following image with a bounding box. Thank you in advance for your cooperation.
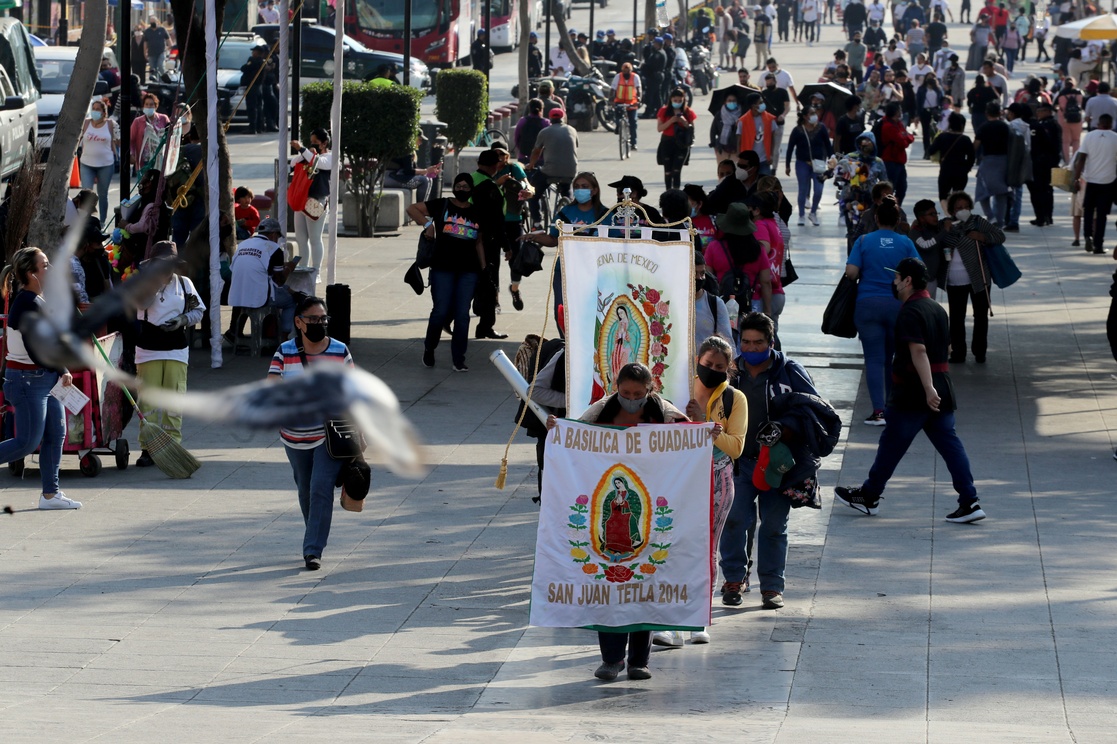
[654,335,747,648]
[547,362,689,681]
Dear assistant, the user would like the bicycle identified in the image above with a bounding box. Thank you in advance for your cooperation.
[614,103,636,160]
[530,169,571,229]
[469,128,509,148]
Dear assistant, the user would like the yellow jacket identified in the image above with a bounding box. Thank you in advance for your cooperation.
[700,379,747,460]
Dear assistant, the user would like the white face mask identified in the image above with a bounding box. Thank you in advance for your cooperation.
[954,208,972,221]
[736,166,751,180]
[808,114,819,125]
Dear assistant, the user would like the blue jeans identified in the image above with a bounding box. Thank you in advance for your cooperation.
[884,160,908,205]
[861,407,977,504]
[794,160,824,216]
[1004,47,1018,72]
[425,269,479,366]
[272,286,297,337]
[719,462,793,593]
[615,104,638,146]
[79,162,114,225]
[980,192,1009,226]
[284,443,344,558]
[855,295,902,412]
[1006,185,1023,228]
[0,368,65,494]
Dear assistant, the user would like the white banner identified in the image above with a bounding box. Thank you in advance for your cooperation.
[529,419,715,630]
[561,234,695,414]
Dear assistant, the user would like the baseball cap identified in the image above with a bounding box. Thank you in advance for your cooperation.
[596,30,606,38]
[654,36,664,43]
[664,32,673,40]
[548,107,565,120]
[607,29,616,35]
[607,175,647,197]
[763,442,796,489]
[888,257,931,285]
[257,216,284,234]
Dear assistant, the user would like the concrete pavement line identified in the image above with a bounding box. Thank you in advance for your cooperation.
[998,228,1079,741]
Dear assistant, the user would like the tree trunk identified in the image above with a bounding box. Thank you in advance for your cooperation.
[171,0,235,260]
[518,0,531,113]
[26,0,107,249]
[549,1,592,76]
[676,0,689,39]
[645,0,659,38]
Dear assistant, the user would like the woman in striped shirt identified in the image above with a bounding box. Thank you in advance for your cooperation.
[268,296,353,571]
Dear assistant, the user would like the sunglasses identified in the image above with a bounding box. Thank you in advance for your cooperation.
[299,315,330,324]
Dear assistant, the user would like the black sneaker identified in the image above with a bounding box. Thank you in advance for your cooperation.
[422,349,435,368]
[594,661,625,680]
[834,486,880,516]
[510,285,524,311]
[945,502,986,523]
[304,555,321,571]
[452,363,469,373]
[135,451,154,468]
[721,581,744,606]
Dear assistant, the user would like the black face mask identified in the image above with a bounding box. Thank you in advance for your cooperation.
[696,363,727,389]
[695,276,704,292]
[453,188,472,200]
[302,323,328,343]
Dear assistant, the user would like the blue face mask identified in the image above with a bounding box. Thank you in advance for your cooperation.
[758,103,767,113]
[726,101,738,111]
[90,110,104,121]
[690,206,698,217]
[741,348,771,366]
[573,188,593,204]
[671,100,683,109]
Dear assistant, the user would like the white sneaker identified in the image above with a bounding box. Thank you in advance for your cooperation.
[690,630,711,644]
[651,630,684,647]
[39,492,81,510]
[797,215,806,226]
[808,211,820,226]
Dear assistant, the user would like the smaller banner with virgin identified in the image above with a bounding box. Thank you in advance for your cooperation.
[529,419,715,631]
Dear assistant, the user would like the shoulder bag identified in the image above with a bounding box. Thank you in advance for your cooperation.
[288,152,316,213]
[821,274,859,338]
[296,342,366,460]
[803,126,830,176]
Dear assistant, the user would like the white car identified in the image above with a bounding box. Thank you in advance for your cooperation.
[32,46,111,156]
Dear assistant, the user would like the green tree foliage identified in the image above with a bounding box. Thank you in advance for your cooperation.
[434,69,489,152]
[302,81,422,235]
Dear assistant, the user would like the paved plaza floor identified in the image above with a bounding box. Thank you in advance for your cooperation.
[3,15,1117,743]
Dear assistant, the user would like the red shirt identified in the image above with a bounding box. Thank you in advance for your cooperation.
[657,105,698,137]
[880,118,915,164]
[991,7,1009,28]
[235,203,261,235]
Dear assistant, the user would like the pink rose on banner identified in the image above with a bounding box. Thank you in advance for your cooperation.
[656,301,669,316]
[650,320,664,336]
[646,288,661,303]
[656,497,668,507]
[576,494,589,505]
[650,342,664,357]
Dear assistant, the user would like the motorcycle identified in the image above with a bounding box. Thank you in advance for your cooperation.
[566,67,614,132]
[687,33,715,96]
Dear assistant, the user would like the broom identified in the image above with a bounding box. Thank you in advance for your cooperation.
[89,335,201,479]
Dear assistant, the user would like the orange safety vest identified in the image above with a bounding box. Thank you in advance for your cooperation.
[614,73,639,105]
[738,110,777,162]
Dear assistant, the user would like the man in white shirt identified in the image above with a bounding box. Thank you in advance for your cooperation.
[226,217,298,342]
[867,0,887,24]
[1072,113,1117,255]
[258,0,280,23]
[1084,81,1117,130]
[801,0,819,45]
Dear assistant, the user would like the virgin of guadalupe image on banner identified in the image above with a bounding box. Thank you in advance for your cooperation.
[529,419,716,630]
[558,207,695,412]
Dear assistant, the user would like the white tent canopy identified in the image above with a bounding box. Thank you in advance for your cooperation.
[1055,12,1117,40]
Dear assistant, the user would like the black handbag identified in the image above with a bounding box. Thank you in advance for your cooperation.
[297,343,367,461]
[323,419,365,460]
[511,241,544,277]
[821,275,858,339]
[416,231,436,269]
[781,257,799,286]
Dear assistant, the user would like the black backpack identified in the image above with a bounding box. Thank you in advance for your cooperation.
[1062,93,1082,123]
[717,264,754,308]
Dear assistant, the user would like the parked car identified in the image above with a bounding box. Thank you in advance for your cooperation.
[146,33,263,130]
[251,22,431,92]
[32,46,112,157]
[0,18,39,179]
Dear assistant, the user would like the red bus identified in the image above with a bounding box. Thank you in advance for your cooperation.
[347,0,479,67]
[488,0,540,52]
